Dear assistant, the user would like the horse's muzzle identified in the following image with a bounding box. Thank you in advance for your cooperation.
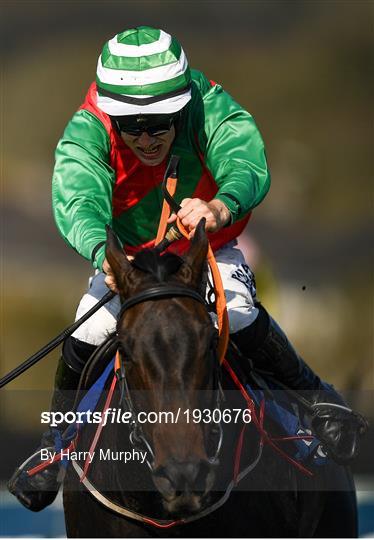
[152,458,215,514]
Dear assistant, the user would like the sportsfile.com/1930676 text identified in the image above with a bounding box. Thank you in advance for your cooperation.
[41,408,252,427]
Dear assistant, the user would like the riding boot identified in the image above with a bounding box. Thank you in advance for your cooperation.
[7,337,97,512]
[231,304,368,464]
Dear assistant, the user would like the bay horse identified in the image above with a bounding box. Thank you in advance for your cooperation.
[62,221,358,537]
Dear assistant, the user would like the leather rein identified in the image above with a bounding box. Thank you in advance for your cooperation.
[73,156,231,527]
[26,155,319,528]
[72,155,313,527]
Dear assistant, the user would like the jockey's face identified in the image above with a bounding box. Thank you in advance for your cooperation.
[121,126,176,166]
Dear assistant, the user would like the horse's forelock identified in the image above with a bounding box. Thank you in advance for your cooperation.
[132,249,184,282]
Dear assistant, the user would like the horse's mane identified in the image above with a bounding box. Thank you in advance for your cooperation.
[132,249,184,282]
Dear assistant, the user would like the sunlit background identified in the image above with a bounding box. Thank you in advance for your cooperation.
[1,0,373,536]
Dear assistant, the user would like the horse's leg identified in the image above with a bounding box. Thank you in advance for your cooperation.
[314,489,358,538]
[297,463,358,538]
[312,465,358,538]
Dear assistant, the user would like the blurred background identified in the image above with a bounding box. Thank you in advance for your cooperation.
[1,0,373,536]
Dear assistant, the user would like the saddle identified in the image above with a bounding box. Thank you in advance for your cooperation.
[47,335,366,475]
[225,342,368,466]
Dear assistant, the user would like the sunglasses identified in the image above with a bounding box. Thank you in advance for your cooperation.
[114,113,179,137]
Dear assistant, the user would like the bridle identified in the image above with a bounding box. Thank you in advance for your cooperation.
[115,283,224,472]
[29,262,320,528]
[117,284,207,319]
[29,278,327,528]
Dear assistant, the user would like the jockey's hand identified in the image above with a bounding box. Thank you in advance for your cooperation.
[103,255,134,294]
[167,198,231,237]
[102,258,119,294]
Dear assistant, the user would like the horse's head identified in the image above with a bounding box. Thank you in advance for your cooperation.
[105,221,219,515]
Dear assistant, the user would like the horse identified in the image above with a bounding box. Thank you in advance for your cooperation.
[62,221,358,537]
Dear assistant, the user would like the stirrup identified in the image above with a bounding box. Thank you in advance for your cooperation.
[7,437,63,512]
[311,402,368,464]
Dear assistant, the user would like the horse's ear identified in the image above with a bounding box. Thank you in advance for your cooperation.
[178,218,208,288]
[105,225,132,292]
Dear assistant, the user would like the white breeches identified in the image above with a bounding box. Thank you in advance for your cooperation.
[72,242,258,346]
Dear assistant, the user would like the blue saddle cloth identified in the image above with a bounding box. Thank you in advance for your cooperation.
[247,381,329,465]
[54,359,115,465]
[58,357,328,467]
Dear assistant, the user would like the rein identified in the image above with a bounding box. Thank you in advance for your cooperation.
[156,154,230,364]
[69,164,232,527]
[67,158,312,527]
[25,155,316,529]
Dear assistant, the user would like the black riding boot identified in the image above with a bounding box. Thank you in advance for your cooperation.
[231,304,368,464]
[7,337,97,512]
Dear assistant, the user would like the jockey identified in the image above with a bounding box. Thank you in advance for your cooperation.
[8,26,365,511]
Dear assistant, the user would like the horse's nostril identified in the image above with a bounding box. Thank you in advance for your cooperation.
[154,459,212,495]
[153,459,215,515]
[152,471,176,502]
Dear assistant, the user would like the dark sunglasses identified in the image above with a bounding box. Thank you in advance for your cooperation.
[113,113,179,137]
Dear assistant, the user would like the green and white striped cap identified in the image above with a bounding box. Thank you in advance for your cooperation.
[96,26,192,116]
